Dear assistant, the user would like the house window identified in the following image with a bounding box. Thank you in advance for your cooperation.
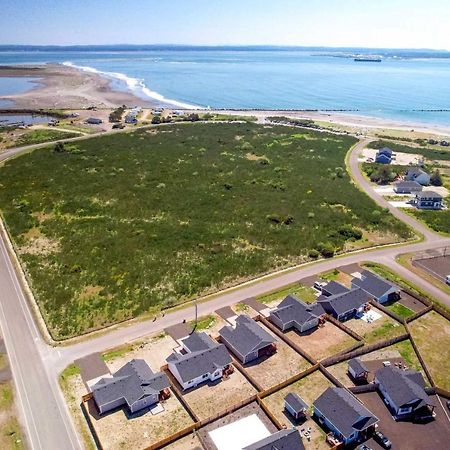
[202,374,208,379]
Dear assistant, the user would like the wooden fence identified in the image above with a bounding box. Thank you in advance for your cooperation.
[259,317,317,364]
[226,352,264,392]
[405,305,433,323]
[318,364,344,388]
[80,401,103,450]
[325,315,363,341]
[256,396,284,430]
[369,300,404,325]
[348,383,379,394]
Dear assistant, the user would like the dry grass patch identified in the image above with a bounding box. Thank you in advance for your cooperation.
[345,308,405,344]
[244,325,311,389]
[18,227,60,256]
[161,433,203,450]
[286,322,357,361]
[183,369,256,421]
[326,361,356,387]
[409,311,450,390]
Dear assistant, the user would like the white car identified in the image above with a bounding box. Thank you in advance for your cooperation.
[446,275,450,286]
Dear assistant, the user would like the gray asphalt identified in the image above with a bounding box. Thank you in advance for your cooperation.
[0,133,449,450]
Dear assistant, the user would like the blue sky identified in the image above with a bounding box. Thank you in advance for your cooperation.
[1,0,450,49]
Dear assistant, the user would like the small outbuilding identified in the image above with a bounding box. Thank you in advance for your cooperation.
[348,358,369,383]
[86,117,103,125]
[284,392,308,420]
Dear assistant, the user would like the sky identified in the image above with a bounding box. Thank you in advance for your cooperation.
[1,0,450,50]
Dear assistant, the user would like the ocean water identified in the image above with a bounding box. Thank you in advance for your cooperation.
[0,76,39,106]
[1,49,450,126]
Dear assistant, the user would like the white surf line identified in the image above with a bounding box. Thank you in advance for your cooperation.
[62,61,203,109]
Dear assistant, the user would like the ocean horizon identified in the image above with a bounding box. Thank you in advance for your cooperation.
[1,47,450,126]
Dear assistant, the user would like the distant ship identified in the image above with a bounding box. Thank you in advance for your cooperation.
[354,57,382,62]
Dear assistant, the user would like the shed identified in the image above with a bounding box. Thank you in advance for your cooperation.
[284,393,308,420]
[348,358,369,382]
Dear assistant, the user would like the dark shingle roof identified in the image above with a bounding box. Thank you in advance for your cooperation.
[271,295,323,328]
[375,366,433,409]
[181,332,216,352]
[219,315,276,358]
[352,270,398,299]
[322,281,350,297]
[407,167,427,177]
[348,358,369,376]
[285,392,308,413]
[394,181,422,190]
[378,147,393,156]
[166,333,232,383]
[416,191,443,199]
[92,359,170,409]
[243,429,304,450]
[313,387,378,439]
[318,288,369,316]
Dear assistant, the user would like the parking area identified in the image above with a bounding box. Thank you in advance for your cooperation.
[412,255,450,284]
[357,391,450,450]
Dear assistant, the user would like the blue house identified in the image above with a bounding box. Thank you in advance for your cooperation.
[375,147,393,164]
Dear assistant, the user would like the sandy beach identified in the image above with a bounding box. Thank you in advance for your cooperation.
[0,64,157,109]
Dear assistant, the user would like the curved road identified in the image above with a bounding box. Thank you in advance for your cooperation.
[0,132,449,449]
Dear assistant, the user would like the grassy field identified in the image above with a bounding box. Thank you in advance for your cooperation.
[0,122,411,338]
[12,129,80,147]
[409,311,450,390]
[368,140,450,161]
[257,282,318,305]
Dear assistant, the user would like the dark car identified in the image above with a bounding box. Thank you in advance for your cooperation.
[357,445,372,450]
[374,430,392,449]
[446,399,450,411]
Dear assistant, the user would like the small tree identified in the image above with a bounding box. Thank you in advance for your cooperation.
[151,115,161,124]
[53,142,65,153]
[430,169,443,186]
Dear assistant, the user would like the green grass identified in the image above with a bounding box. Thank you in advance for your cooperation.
[13,129,80,147]
[190,314,217,331]
[235,302,249,312]
[102,344,134,362]
[59,364,80,385]
[0,384,13,410]
[257,282,318,305]
[0,122,411,338]
[319,269,340,281]
[0,418,25,450]
[395,340,424,373]
[387,302,415,319]
[364,321,405,344]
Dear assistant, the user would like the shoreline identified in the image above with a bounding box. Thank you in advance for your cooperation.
[1,63,450,136]
[0,64,159,109]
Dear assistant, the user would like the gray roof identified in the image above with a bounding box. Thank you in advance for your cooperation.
[375,366,433,410]
[348,358,369,376]
[167,333,232,383]
[313,387,379,439]
[322,281,350,297]
[407,167,427,177]
[285,392,308,413]
[271,295,324,328]
[219,315,276,358]
[352,270,398,299]
[181,332,216,352]
[394,181,422,190]
[318,288,369,316]
[92,359,170,409]
[416,191,443,199]
[243,429,304,450]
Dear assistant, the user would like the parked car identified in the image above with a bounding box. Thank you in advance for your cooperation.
[374,431,392,449]
[112,123,125,129]
[357,445,372,450]
[446,275,450,286]
[446,399,450,411]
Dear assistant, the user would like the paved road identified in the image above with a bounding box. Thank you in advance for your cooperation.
[0,132,449,449]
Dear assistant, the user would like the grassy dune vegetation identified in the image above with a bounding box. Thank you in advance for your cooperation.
[368,140,450,161]
[0,123,410,338]
[14,129,80,147]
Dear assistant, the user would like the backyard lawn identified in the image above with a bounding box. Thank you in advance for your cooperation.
[409,311,450,390]
[0,122,410,338]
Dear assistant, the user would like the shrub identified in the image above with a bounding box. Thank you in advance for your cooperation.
[317,242,335,258]
[53,142,65,153]
[430,169,443,186]
[338,224,363,240]
[308,249,320,259]
[151,116,161,124]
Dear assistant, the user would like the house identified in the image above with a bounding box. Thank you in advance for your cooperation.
[375,147,393,164]
[166,332,232,390]
[284,393,308,420]
[406,167,430,186]
[348,358,369,383]
[393,180,423,194]
[318,288,369,321]
[375,366,435,420]
[219,315,277,364]
[313,387,379,445]
[351,270,400,304]
[243,428,304,450]
[320,281,350,297]
[85,117,103,125]
[91,359,170,415]
[414,191,444,210]
[428,139,438,145]
[125,107,142,124]
[441,140,449,147]
[270,295,324,333]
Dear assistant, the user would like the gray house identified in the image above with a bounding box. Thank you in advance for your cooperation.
[318,288,369,321]
[270,295,324,333]
[243,429,304,450]
[166,332,232,390]
[91,359,170,415]
[406,167,430,186]
[219,315,277,364]
[375,147,393,164]
[352,270,400,304]
[415,191,444,210]
[320,281,350,297]
[284,392,308,420]
[348,358,369,383]
[313,387,379,445]
[375,366,435,420]
[393,180,423,194]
